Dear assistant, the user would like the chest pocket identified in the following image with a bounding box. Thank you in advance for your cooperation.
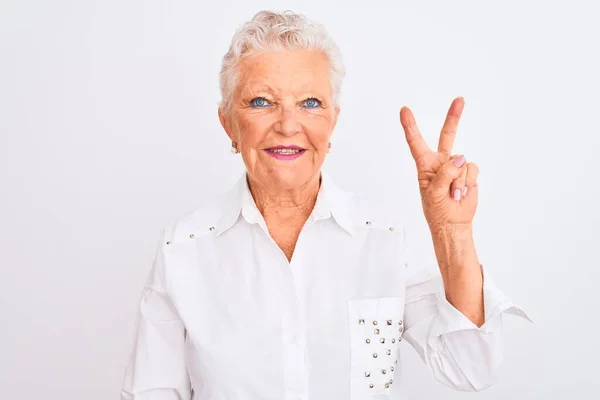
[347,296,405,398]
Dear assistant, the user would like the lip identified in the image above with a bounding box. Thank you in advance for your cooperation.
[263,145,307,161]
[266,145,305,150]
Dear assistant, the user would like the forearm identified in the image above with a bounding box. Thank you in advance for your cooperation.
[431,223,484,327]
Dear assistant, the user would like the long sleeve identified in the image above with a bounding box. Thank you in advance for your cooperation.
[121,231,191,400]
[401,262,531,392]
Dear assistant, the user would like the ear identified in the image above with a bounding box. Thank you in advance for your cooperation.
[218,107,235,141]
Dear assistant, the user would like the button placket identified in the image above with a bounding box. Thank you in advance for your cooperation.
[282,300,307,398]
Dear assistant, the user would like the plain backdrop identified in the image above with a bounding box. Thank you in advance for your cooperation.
[1,0,599,399]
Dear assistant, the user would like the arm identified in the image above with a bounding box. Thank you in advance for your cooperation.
[401,226,530,392]
[121,231,191,400]
[398,97,531,391]
[431,223,484,326]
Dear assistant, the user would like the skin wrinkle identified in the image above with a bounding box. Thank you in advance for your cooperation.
[219,49,338,261]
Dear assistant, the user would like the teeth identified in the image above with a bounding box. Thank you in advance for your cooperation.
[270,149,301,154]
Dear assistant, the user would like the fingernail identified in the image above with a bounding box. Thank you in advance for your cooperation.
[453,155,466,167]
[453,188,462,201]
[463,187,468,196]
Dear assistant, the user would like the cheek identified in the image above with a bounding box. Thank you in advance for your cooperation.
[305,115,333,149]
[236,116,269,148]
[236,116,272,170]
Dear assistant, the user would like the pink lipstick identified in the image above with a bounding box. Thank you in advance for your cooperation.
[264,145,306,161]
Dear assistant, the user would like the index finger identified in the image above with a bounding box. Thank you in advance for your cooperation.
[400,106,430,161]
[437,97,465,156]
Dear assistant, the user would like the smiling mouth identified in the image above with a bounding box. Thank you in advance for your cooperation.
[266,148,305,154]
[263,146,307,160]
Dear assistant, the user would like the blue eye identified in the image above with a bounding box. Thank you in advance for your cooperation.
[249,97,271,108]
[302,98,322,109]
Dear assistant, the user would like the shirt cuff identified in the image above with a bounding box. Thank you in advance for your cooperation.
[430,264,532,338]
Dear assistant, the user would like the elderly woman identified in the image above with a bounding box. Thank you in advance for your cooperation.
[121,10,528,400]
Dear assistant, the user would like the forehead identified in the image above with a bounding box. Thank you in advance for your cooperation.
[236,49,332,95]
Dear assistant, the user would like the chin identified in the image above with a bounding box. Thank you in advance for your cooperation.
[266,167,316,191]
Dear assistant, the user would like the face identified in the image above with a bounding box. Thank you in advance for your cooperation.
[219,49,339,192]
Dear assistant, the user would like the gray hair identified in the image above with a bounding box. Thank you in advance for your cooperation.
[218,10,345,114]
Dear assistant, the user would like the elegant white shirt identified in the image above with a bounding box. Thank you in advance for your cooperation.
[121,171,528,400]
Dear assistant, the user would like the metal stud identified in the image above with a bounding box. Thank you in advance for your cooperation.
[369,383,374,388]
[389,379,393,384]
[366,221,372,226]
[386,320,392,325]
[374,328,380,335]
[386,349,392,356]
[385,382,390,388]
[380,338,385,344]
[373,353,378,358]
[373,320,378,326]
[359,318,365,325]
[189,234,195,239]
[209,227,215,231]
[381,369,387,374]
[392,338,396,343]
[389,227,394,232]
[166,241,171,245]
[366,338,371,344]
[365,371,371,377]
[398,320,403,326]
[391,366,395,372]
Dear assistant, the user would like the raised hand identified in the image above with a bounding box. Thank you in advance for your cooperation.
[400,97,479,231]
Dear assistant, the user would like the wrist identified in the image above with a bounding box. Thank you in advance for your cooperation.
[430,223,478,271]
[430,222,473,242]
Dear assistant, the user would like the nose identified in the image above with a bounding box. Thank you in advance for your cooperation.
[274,105,301,137]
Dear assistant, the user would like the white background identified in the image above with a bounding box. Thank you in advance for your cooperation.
[1,0,598,398]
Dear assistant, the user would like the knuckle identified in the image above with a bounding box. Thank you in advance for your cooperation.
[442,128,457,137]
[443,164,455,177]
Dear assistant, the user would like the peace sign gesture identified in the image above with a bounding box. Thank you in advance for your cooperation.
[400,97,479,231]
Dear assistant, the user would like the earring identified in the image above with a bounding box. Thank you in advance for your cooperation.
[328,142,332,153]
[231,142,239,154]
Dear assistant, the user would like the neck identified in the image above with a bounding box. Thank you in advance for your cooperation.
[247,173,321,221]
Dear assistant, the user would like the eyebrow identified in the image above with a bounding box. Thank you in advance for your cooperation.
[238,81,330,102]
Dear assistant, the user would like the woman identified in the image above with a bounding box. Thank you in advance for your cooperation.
[121,10,528,400]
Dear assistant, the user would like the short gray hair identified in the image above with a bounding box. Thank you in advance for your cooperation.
[219,10,345,114]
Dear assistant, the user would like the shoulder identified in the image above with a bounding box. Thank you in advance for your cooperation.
[333,180,407,240]
[355,194,405,230]
[160,190,232,245]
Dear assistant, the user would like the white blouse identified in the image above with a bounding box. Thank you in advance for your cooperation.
[121,171,528,400]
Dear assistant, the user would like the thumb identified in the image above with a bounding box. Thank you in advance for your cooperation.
[431,155,467,193]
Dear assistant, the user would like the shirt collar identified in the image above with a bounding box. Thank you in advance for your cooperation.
[215,170,356,236]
